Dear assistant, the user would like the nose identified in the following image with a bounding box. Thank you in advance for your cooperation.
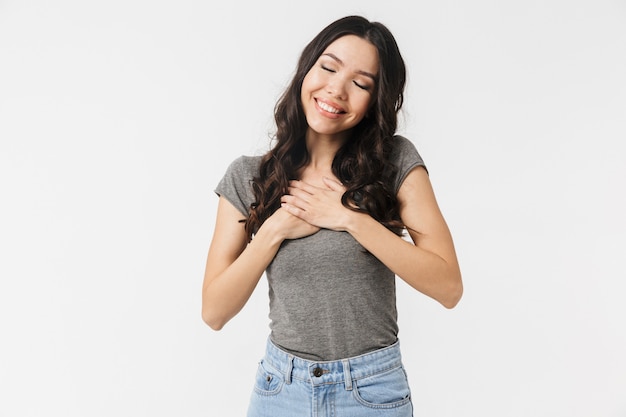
[326,77,347,100]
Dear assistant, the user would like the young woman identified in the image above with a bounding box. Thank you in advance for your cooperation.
[202,15,462,416]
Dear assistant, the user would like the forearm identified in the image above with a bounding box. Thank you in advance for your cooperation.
[346,212,462,308]
[202,227,283,330]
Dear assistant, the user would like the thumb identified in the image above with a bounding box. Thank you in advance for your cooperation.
[322,176,344,191]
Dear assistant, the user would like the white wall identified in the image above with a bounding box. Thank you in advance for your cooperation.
[1,1,624,416]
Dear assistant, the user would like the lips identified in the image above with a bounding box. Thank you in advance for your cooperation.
[315,98,346,115]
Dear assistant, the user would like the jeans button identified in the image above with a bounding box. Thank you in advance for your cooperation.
[313,367,323,377]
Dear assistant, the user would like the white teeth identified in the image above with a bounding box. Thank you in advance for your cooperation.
[317,100,342,114]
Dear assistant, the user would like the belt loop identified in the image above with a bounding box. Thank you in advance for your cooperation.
[285,355,294,384]
[342,359,352,391]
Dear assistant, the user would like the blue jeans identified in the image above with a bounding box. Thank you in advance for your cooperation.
[247,338,413,417]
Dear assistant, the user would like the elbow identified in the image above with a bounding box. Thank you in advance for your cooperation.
[441,274,463,309]
[201,308,227,331]
[441,291,462,309]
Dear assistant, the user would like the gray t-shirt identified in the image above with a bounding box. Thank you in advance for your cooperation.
[215,135,426,360]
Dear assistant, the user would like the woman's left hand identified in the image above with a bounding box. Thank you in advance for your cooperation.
[280,177,353,231]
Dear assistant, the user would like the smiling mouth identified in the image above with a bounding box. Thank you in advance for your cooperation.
[316,99,345,114]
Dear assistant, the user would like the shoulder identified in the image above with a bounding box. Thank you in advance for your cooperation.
[389,135,427,192]
[392,134,417,151]
[215,155,263,217]
[389,135,423,163]
[216,154,263,196]
[224,154,263,178]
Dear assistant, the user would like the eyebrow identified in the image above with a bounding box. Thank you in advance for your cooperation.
[322,53,378,81]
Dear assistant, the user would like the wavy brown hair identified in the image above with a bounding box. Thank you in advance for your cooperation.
[245,16,407,241]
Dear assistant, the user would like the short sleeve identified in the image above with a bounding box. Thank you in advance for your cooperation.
[214,155,262,218]
[391,135,427,193]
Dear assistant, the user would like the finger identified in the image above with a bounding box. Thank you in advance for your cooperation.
[287,186,314,202]
[281,195,300,207]
[322,176,345,191]
[281,202,306,218]
[289,180,318,194]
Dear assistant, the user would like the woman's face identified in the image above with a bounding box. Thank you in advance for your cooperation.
[301,35,379,140]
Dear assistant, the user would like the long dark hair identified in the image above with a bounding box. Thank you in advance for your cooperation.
[245,15,407,241]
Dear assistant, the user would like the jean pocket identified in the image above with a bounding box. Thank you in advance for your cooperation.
[352,366,412,409]
[253,359,284,396]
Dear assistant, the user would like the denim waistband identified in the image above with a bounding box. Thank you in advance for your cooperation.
[263,338,403,388]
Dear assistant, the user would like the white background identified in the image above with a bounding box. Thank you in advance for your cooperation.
[1,0,625,416]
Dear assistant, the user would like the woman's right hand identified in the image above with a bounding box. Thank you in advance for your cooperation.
[202,200,318,331]
[261,206,320,241]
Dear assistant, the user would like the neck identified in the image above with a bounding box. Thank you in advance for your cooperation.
[304,129,350,169]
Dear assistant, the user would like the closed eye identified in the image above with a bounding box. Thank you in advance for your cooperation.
[353,80,370,90]
[321,65,336,73]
